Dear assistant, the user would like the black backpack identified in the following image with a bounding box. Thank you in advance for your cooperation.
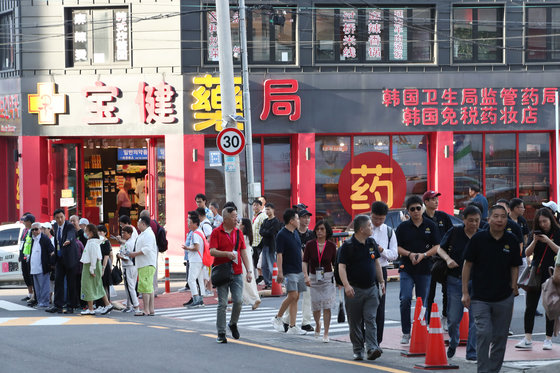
[156,225,168,253]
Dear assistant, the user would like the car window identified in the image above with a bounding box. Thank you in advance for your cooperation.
[0,228,20,247]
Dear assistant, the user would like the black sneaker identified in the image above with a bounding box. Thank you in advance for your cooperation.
[27,300,38,307]
[301,324,314,332]
[283,323,289,332]
[367,348,382,360]
[216,334,228,343]
[447,346,456,359]
[228,323,240,339]
[21,296,30,302]
[45,306,63,314]
[183,298,194,307]
[535,309,543,317]
[255,276,264,285]
[353,352,364,361]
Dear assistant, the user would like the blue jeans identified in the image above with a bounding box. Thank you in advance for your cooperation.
[216,274,243,335]
[446,275,463,349]
[261,245,275,286]
[399,271,431,335]
[33,272,51,307]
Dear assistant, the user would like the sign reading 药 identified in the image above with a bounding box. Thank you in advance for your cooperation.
[216,127,245,156]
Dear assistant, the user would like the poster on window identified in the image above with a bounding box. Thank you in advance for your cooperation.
[389,9,407,61]
[114,10,129,61]
[366,9,382,61]
[73,11,88,63]
[340,9,357,61]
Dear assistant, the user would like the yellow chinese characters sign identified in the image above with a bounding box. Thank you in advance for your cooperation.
[338,152,407,214]
[191,74,243,132]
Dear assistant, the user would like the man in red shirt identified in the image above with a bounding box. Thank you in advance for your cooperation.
[209,206,253,343]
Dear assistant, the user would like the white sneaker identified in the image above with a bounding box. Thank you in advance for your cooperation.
[271,316,285,332]
[94,306,106,314]
[515,337,532,349]
[203,290,214,298]
[80,309,95,315]
[400,334,411,344]
[287,326,307,335]
[543,339,553,350]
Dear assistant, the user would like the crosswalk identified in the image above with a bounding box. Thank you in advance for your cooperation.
[156,305,400,336]
[0,300,35,311]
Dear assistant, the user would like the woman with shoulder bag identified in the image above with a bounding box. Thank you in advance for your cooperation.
[302,220,337,343]
[436,205,481,359]
[516,208,560,351]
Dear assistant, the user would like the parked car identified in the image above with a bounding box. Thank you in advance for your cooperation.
[0,223,24,284]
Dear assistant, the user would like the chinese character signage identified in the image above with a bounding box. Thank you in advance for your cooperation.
[136,82,178,124]
[341,9,357,60]
[382,87,558,127]
[191,74,243,132]
[389,10,407,61]
[73,11,88,63]
[338,152,407,215]
[28,83,67,125]
[260,79,301,121]
[83,81,121,124]
[367,10,382,61]
[114,11,129,61]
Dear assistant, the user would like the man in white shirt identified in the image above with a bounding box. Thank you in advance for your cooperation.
[210,202,223,228]
[117,225,140,313]
[370,201,398,345]
[29,222,55,308]
[182,211,206,308]
[128,216,158,316]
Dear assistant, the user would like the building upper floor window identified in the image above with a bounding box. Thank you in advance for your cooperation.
[314,7,434,64]
[67,7,130,67]
[0,12,16,71]
[526,6,560,62]
[453,6,503,63]
[205,6,296,65]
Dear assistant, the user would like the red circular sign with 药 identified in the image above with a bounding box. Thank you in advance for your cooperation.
[216,127,246,156]
[338,152,407,216]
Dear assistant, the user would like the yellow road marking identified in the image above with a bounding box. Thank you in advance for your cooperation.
[201,334,410,373]
[176,329,195,333]
[148,325,170,330]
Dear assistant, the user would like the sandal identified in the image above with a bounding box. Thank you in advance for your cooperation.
[148,313,155,316]
[134,311,146,316]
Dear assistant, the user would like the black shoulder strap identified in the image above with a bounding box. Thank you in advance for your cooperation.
[234,229,240,252]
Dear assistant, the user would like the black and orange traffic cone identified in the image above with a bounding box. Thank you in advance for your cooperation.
[415,303,459,370]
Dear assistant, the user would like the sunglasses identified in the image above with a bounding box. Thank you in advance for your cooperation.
[409,206,422,212]
[31,228,39,232]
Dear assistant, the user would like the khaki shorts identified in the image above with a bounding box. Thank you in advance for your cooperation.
[138,266,155,294]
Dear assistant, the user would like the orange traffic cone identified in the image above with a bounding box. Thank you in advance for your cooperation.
[270,262,283,297]
[401,297,428,357]
[415,303,459,370]
[458,307,469,346]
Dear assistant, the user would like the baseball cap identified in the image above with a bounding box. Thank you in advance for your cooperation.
[422,191,441,202]
[41,222,52,230]
[542,201,559,213]
[299,209,312,217]
[79,218,90,225]
[293,203,309,210]
[22,214,36,223]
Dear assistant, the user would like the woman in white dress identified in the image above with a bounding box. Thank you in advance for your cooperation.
[239,218,261,310]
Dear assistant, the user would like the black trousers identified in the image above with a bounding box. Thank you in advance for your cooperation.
[525,286,554,337]
[376,266,388,344]
[252,246,262,272]
[426,275,447,324]
[21,260,34,287]
[54,260,79,309]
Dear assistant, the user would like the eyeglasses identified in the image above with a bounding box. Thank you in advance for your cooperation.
[409,206,422,212]
[31,228,39,232]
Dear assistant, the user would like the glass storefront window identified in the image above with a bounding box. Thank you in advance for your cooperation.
[526,6,560,62]
[453,6,503,63]
[354,136,390,155]
[156,138,166,226]
[519,133,550,225]
[485,133,516,205]
[392,135,428,207]
[315,136,351,227]
[263,138,291,213]
[453,134,483,210]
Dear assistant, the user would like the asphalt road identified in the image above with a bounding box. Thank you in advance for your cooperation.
[0,281,558,373]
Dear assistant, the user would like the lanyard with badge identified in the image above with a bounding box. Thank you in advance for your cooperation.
[316,241,325,281]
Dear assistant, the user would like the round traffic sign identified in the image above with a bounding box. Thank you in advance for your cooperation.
[216,127,246,156]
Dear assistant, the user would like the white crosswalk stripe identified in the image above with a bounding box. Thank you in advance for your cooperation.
[156,305,399,336]
[0,300,35,311]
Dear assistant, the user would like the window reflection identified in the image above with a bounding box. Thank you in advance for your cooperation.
[519,133,550,225]
[485,133,516,205]
[453,134,483,210]
[392,135,428,207]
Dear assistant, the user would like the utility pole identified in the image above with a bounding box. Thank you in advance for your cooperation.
[238,0,258,219]
[216,0,243,214]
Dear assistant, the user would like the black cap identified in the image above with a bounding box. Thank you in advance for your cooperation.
[299,209,312,217]
[22,214,36,223]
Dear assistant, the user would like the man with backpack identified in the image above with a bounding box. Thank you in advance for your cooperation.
[139,210,167,296]
[182,211,208,308]
[370,201,398,345]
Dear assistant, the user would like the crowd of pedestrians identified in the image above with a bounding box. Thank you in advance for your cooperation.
[17,187,560,370]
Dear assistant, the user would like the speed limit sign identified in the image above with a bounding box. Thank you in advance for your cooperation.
[216,127,246,156]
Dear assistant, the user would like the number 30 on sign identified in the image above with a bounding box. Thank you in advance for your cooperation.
[217,127,246,156]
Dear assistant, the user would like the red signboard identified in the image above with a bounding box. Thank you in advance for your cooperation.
[338,152,407,215]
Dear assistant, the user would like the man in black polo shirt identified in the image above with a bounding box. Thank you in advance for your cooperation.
[462,205,521,373]
[423,190,453,327]
[338,214,385,361]
[396,195,440,344]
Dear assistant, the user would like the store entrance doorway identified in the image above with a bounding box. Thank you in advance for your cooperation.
[48,139,84,219]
